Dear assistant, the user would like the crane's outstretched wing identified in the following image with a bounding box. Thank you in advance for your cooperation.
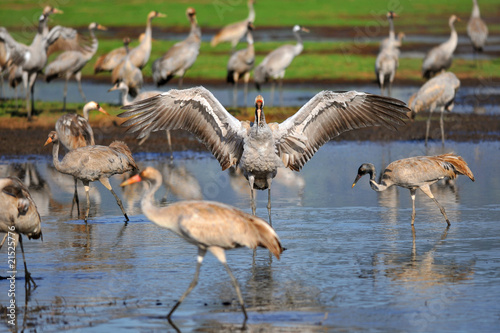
[274,91,409,171]
[0,28,30,66]
[47,29,91,56]
[119,86,247,170]
[44,26,78,47]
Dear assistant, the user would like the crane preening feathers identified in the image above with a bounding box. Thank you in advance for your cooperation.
[119,86,409,222]
[352,153,475,226]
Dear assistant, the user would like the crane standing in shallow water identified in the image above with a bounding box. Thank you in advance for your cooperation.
[55,101,109,214]
[0,177,42,288]
[45,131,137,223]
[119,86,409,223]
[352,153,475,226]
[120,166,283,319]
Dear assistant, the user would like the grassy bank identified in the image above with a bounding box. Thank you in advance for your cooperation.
[1,0,500,32]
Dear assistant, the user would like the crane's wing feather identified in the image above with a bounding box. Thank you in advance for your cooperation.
[275,91,409,171]
[119,86,247,170]
[0,27,30,65]
[44,26,78,47]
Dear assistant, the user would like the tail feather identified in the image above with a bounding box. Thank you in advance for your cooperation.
[226,70,235,84]
[94,54,106,74]
[437,153,475,181]
[110,141,138,170]
[253,219,284,260]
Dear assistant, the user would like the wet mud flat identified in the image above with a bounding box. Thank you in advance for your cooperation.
[0,112,499,157]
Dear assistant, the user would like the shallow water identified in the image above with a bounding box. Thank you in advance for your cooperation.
[2,80,500,115]
[1,140,499,332]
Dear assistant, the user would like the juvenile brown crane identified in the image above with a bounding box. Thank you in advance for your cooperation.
[45,22,107,110]
[45,131,138,222]
[352,153,475,226]
[55,101,109,213]
[120,166,283,319]
[422,15,460,79]
[467,0,488,64]
[409,71,460,146]
[0,177,42,288]
[119,86,409,222]
[211,0,255,51]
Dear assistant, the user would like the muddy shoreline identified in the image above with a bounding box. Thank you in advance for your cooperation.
[1,112,498,157]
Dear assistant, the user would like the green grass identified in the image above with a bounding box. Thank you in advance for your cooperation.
[1,0,499,33]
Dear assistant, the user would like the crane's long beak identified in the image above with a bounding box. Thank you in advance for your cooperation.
[98,24,107,31]
[301,27,310,33]
[352,174,362,188]
[157,12,167,18]
[108,85,117,92]
[120,174,142,187]
[99,107,110,115]
[53,8,63,14]
[456,17,461,22]
[44,137,52,146]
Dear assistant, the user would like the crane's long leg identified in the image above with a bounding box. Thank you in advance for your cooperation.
[18,235,36,289]
[425,109,434,146]
[22,71,29,115]
[270,81,275,107]
[243,72,250,107]
[248,175,256,216]
[223,262,248,319]
[167,248,206,319]
[166,130,173,160]
[410,188,417,225]
[178,76,183,89]
[378,73,385,96]
[0,234,7,249]
[75,72,86,103]
[71,177,80,216]
[28,72,36,119]
[233,80,238,108]
[84,182,91,223]
[100,177,129,222]
[439,109,445,147]
[266,176,273,225]
[63,75,68,111]
[279,78,283,107]
[419,184,450,225]
[209,247,248,319]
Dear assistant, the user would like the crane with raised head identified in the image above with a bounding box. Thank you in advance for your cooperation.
[119,86,409,222]
[45,22,107,110]
[211,0,255,52]
[254,25,309,106]
[467,0,488,65]
[422,15,460,79]
[120,166,283,320]
[375,12,400,97]
[227,22,255,107]
[152,7,201,88]
[352,153,475,226]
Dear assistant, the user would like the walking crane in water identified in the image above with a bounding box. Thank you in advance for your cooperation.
[0,177,42,288]
[227,22,255,107]
[152,7,201,88]
[94,11,166,73]
[45,131,137,222]
[254,25,309,106]
[211,0,255,51]
[409,71,460,146]
[120,166,283,319]
[45,22,107,110]
[467,0,488,65]
[422,15,460,79]
[0,11,78,119]
[119,86,409,222]
[375,11,400,96]
[55,101,109,214]
[352,153,475,226]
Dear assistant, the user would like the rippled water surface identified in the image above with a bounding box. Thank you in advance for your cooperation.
[1,141,500,332]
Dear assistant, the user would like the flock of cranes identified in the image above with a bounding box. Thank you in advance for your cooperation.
[0,0,486,320]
